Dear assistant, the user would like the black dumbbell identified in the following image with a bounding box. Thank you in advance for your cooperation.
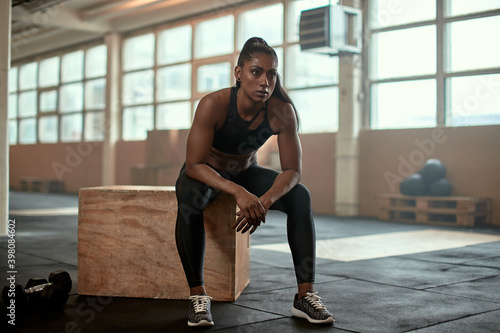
[29,270,72,309]
[24,277,49,305]
[2,270,72,311]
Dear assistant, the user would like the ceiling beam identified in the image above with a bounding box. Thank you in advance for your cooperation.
[12,5,111,33]
[80,0,171,22]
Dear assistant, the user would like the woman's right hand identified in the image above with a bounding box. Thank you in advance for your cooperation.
[232,188,267,234]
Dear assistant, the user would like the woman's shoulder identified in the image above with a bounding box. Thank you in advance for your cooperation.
[199,88,232,110]
[268,96,297,132]
[193,88,232,128]
[267,95,296,126]
[268,94,292,109]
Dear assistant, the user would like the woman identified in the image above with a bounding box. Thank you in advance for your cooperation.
[175,37,334,327]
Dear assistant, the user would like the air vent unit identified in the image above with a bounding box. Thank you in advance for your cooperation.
[299,5,362,55]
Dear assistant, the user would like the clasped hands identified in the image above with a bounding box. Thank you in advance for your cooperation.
[232,190,269,234]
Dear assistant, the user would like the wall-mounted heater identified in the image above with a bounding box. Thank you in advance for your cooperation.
[299,5,362,55]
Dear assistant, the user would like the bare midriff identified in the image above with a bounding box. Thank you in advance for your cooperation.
[207,147,258,173]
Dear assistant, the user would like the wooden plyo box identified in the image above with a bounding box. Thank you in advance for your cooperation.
[78,185,250,301]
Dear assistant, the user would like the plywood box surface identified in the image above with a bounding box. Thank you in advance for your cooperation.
[78,185,249,301]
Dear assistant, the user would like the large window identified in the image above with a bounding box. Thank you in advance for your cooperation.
[370,0,500,129]
[446,15,500,72]
[9,44,107,145]
[10,1,345,144]
[196,16,234,58]
[118,1,340,140]
[122,26,193,141]
[17,62,38,144]
[238,3,284,48]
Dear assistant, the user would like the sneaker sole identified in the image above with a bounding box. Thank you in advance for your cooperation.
[188,320,214,327]
[291,307,335,324]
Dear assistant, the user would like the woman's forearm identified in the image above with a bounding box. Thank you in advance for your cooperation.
[260,169,301,209]
[186,163,242,197]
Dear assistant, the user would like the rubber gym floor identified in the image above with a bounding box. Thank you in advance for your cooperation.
[1,191,500,332]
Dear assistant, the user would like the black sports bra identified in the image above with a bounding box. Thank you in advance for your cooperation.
[212,86,275,155]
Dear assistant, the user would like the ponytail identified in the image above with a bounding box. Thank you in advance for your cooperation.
[273,74,300,130]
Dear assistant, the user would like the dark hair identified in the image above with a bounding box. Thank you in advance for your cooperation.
[236,37,300,129]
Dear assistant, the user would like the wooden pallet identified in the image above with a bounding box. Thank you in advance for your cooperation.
[20,177,64,193]
[378,194,492,227]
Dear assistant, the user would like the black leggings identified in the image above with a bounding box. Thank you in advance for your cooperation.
[175,162,316,288]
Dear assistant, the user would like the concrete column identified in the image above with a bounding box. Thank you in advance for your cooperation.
[334,0,363,216]
[335,53,362,216]
[0,0,12,235]
[335,0,366,216]
[102,33,120,186]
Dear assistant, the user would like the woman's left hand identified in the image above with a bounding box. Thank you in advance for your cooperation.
[233,210,265,234]
[233,195,273,234]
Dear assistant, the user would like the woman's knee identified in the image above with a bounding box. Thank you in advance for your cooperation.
[176,175,218,223]
[177,174,215,205]
[289,183,311,203]
[281,183,312,213]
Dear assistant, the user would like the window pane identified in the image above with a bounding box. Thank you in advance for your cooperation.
[158,25,192,65]
[447,74,500,126]
[61,113,83,142]
[18,91,37,117]
[287,0,330,43]
[196,16,234,58]
[157,102,191,130]
[446,0,500,17]
[85,78,106,109]
[19,118,36,144]
[371,0,435,29]
[9,120,17,145]
[239,4,284,48]
[85,111,105,141]
[40,90,58,112]
[197,62,231,93]
[122,70,154,106]
[123,33,155,71]
[286,44,338,89]
[19,62,38,90]
[371,26,436,80]
[372,80,436,129]
[9,67,18,92]
[39,56,60,87]
[8,93,17,119]
[289,87,339,133]
[123,105,154,141]
[60,83,83,112]
[447,16,500,72]
[62,50,84,83]
[86,45,107,78]
[39,116,58,143]
[157,63,191,102]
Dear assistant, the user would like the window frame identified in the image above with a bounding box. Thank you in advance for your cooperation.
[10,42,108,145]
[366,0,500,129]
[11,0,344,145]
[118,0,341,140]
